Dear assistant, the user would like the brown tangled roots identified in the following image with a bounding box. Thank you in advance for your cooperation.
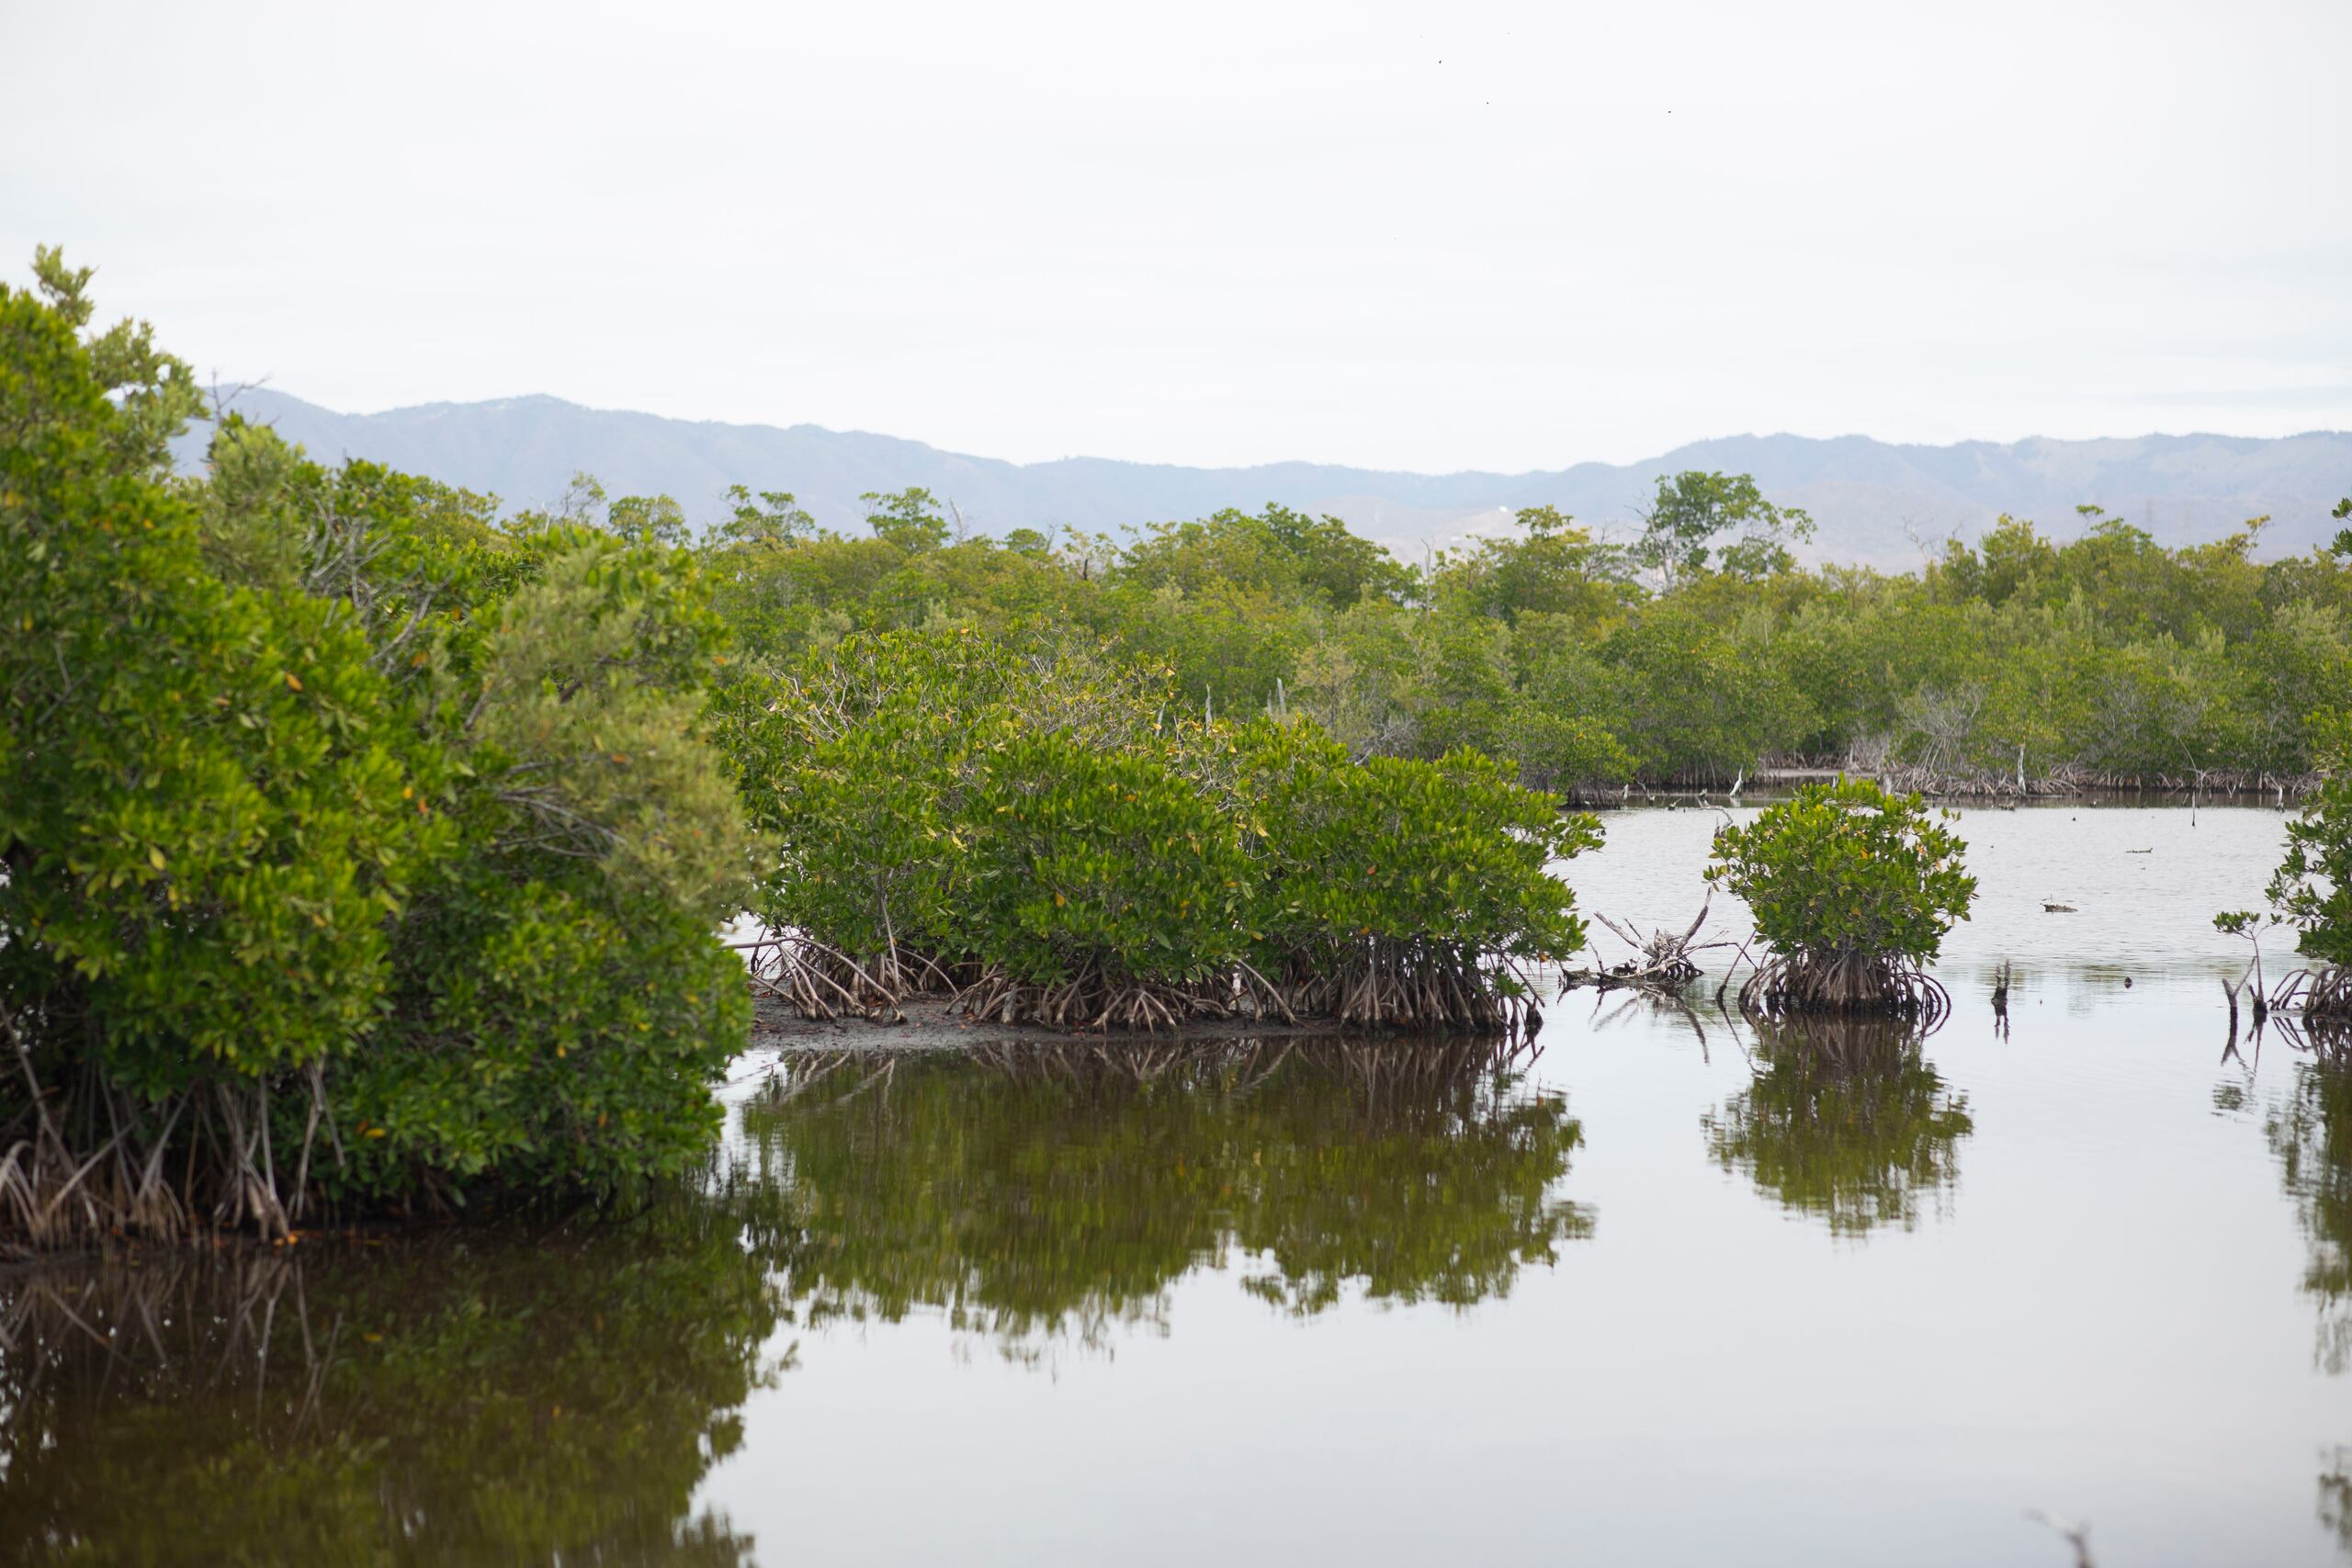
[939,941,1542,1036]
[2272,965,2352,1022]
[1737,949,1951,1024]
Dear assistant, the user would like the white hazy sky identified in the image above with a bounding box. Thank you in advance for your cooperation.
[4,0,2348,472]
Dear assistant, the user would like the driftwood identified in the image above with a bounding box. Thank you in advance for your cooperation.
[1568,897,1731,995]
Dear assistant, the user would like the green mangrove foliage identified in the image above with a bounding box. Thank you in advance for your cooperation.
[719,628,1597,1031]
[1701,1015,1973,1237]
[957,728,1261,1028]
[698,450,2352,794]
[2223,707,2352,1019]
[1234,720,1600,1030]
[0,255,758,1248]
[733,1039,1589,1350]
[0,1205,782,1564]
[1707,778,1977,1017]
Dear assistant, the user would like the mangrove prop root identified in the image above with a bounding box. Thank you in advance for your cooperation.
[0,1001,333,1253]
[2267,965,2352,1027]
[1736,950,1952,1024]
[951,960,1239,1033]
[946,940,1537,1036]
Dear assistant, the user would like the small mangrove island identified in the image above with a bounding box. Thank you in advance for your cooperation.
[6,249,2352,1257]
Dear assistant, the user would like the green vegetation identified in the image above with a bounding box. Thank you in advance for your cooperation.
[2,254,758,1247]
[2221,705,2352,1018]
[736,1039,1590,1347]
[1702,1014,1973,1237]
[1707,779,1977,1016]
[721,627,1597,1032]
[7,242,2346,1247]
[698,461,2352,795]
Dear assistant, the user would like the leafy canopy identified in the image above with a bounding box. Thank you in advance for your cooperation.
[1707,778,1976,962]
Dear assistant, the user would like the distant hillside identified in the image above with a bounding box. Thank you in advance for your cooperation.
[175,389,2352,566]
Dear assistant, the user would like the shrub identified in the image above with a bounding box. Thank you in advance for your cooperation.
[719,627,1600,1033]
[715,626,1171,1010]
[0,257,760,1246]
[1235,722,1600,1031]
[713,639,966,1008]
[0,264,432,1240]
[1706,777,1976,1016]
[2238,708,2352,1018]
[958,730,1256,1028]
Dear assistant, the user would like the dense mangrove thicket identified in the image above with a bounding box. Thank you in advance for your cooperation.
[715,626,1597,1032]
[693,469,2352,793]
[1,255,760,1248]
[8,242,2346,1248]
[1708,779,1978,1018]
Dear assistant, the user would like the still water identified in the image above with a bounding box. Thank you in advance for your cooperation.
[6,805,2347,1566]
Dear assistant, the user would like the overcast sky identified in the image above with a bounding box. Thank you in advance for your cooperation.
[5,0,2347,472]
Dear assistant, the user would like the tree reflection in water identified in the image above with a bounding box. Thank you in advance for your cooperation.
[0,1200,784,1566]
[2321,1447,2352,1560]
[2263,1026,2352,1376]
[0,1037,1589,1560]
[1701,1014,1973,1237]
[734,1036,1592,1353]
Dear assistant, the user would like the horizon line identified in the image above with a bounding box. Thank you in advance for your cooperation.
[202,386,2352,484]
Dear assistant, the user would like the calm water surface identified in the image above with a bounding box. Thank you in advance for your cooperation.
[7,805,2347,1566]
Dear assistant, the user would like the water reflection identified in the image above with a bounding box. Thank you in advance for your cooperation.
[0,1203,783,1566]
[2322,1448,2352,1560]
[1701,1016,1974,1237]
[737,1037,1591,1351]
[2266,1055,2352,1375]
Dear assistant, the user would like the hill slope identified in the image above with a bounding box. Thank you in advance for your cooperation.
[178,389,2352,564]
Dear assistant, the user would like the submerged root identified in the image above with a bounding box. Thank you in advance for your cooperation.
[1737,950,1951,1023]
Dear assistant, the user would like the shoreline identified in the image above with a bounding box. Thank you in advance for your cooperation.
[747,994,1432,1054]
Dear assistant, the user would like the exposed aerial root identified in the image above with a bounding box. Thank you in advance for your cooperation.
[952,962,1244,1032]
[1736,950,1951,1023]
[1277,939,1544,1035]
[2271,965,2352,1023]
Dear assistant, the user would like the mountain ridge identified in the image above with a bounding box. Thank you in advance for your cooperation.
[177,389,2352,565]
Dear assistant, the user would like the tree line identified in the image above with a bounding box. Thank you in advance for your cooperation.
[690,466,2352,792]
[6,246,2348,1247]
